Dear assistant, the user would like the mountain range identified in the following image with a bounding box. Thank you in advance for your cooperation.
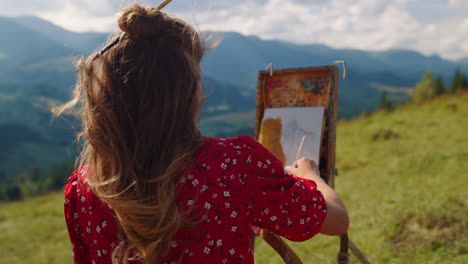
[3,16,467,116]
[0,15,467,181]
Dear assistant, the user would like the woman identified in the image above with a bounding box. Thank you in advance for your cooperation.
[60,3,348,264]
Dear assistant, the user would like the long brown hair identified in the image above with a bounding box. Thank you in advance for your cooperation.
[55,3,206,263]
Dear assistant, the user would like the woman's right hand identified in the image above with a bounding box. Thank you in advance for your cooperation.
[285,157,321,181]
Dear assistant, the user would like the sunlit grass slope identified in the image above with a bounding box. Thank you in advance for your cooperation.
[1,94,467,264]
[0,193,70,263]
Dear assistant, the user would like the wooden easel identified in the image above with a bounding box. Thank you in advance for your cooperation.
[254,63,371,264]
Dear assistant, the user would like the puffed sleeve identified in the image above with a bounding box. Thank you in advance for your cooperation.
[238,136,327,242]
[64,169,91,264]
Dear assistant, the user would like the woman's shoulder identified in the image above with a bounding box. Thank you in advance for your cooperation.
[64,166,114,219]
[198,135,282,174]
[201,135,264,152]
[64,166,100,206]
[65,166,88,191]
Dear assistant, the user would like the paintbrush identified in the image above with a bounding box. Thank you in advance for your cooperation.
[294,135,306,166]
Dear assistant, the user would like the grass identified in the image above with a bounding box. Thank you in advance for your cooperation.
[1,94,467,263]
[0,192,71,263]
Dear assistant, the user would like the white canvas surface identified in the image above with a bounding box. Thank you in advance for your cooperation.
[263,107,324,166]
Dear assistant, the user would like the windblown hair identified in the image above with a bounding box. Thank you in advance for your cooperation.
[55,3,207,263]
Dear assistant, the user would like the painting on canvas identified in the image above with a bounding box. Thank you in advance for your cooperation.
[258,107,324,166]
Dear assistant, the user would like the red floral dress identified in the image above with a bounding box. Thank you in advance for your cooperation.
[64,136,327,264]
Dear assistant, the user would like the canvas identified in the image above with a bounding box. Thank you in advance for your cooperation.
[258,107,324,166]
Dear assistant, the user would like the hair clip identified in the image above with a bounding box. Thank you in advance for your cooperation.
[99,32,125,56]
[96,0,174,58]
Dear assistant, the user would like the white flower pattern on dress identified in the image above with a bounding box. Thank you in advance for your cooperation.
[64,136,327,264]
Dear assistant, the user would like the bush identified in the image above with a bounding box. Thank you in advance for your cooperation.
[0,161,74,201]
[5,184,22,201]
[413,72,438,102]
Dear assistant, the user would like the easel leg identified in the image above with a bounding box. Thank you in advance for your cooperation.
[337,234,371,264]
[337,234,350,264]
[349,238,371,264]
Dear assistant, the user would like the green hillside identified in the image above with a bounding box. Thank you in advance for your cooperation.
[0,81,78,181]
[0,77,253,183]
[1,94,467,263]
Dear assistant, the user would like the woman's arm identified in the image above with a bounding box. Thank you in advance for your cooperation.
[285,158,349,236]
[64,172,92,264]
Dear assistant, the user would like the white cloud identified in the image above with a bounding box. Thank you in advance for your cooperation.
[449,0,468,8]
[0,0,63,15]
[0,0,466,60]
[36,1,117,32]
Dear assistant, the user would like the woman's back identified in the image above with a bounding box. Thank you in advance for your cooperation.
[65,136,327,264]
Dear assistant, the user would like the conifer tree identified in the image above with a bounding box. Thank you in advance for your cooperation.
[379,91,393,110]
[451,68,468,92]
[434,75,445,95]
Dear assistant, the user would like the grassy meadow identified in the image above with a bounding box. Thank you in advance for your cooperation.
[1,94,467,263]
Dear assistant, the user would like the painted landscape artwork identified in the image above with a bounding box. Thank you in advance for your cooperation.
[258,107,324,166]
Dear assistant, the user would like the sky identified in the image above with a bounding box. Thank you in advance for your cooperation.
[1,0,467,61]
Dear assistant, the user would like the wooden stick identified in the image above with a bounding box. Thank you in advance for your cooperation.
[260,229,303,264]
[157,0,174,10]
[294,136,307,164]
[349,239,372,264]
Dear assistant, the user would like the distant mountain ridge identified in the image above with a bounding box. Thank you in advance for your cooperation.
[7,16,467,116]
[1,15,467,120]
[12,16,108,55]
[7,16,468,83]
[201,31,467,88]
[0,17,71,69]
